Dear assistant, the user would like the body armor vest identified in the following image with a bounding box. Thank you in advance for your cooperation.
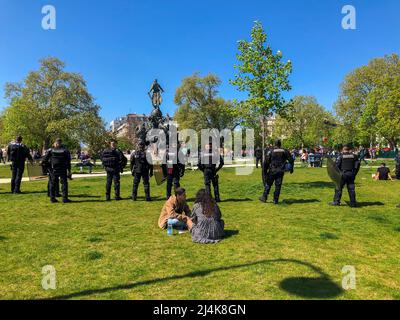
[341,154,356,171]
[102,149,120,169]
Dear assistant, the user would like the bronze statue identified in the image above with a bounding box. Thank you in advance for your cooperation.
[148,79,164,108]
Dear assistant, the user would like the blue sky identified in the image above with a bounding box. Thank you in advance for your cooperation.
[0,0,399,124]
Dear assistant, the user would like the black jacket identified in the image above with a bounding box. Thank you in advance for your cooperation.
[7,142,32,166]
[43,147,72,175]
[264,148,294,175]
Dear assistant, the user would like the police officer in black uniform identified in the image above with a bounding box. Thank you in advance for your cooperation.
[7,136,33,194]
[43,138,72,203]
[259,140,294,204]
[162,142,186,199]
[255,147,263,169]
[130,141,153,201]
[198,142,224,202]
[101,140,127,201]
[329,145,361,207]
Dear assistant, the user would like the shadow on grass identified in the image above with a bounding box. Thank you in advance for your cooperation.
[282,199,320,205]
[47,259,343,300]
[0,236,7,241]
[221,198,253,203]
[224,230,239,239]
[70,194,102,199]
[288,181,335,189]
[346,201,385,208]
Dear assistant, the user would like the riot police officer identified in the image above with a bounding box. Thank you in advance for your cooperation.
[101,140,127,201]
[162,142,186,199]
[130,141,153,201]
[198,142,224,202]
[255,147,262,169]
[7,136,33,194]
[259,140,294,204]
[43,138,72,203]
[329,145,361,207]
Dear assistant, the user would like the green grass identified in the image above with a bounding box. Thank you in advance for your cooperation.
[0,165,400,300]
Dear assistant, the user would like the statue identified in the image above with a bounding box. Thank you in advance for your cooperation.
[148,79,164,108]
[135,123,148,144]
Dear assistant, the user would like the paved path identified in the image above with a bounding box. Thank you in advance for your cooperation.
[0,163,387,184]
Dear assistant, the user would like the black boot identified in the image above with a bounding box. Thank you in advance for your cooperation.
[349,190,357,208]
[106,194,111,202]
[259,196,267,203]
[214,186,221,203]
[145,186,151,202]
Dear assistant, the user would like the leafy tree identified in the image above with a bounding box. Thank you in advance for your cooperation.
[174,73,241,132]
[230,21,292,150]
[335,54,400,147]
[273,96,335,148]
[368,73,400,148]
[2,57,104,151]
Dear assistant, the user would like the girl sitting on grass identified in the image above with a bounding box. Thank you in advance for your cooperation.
[187,189,225,244]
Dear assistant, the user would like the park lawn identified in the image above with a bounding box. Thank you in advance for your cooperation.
[0,166,400,300]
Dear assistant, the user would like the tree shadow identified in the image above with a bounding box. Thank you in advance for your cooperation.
[0,236,7,241]
[224,230,239,239]
[282,199,321,205]
[279,277,343,299]
[47,258,343,300]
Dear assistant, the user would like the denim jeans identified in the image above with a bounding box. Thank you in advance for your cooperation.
[167,218,187,230]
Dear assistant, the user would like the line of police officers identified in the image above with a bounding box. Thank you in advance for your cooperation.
[4,136,400,208]
[100,139,224,202]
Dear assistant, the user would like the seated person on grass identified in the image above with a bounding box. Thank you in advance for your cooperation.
[373,163,393,181]
[186,189,225,244]
[158,187,191,231]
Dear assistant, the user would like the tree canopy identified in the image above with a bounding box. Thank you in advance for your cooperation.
[1,57,106,150]
[335,54,400,147]
[230,21,292,144]
[174,73,241,132]
[273,96,335,149]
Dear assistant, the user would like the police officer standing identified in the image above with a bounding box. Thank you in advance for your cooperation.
[163,142,186,199]
[101,140,127,201]
[255,147,262,169]
[259,140,294,204]
[198,142,224,202]
[329,145,361,207]
[130,141,153,201]
[43,138,72,203]
[7,136,33,194]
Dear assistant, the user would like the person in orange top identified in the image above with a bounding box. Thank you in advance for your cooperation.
[158,187,191,230]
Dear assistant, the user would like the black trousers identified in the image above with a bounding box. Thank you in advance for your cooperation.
[396,165,400,179]
[47,177,60,197]
[11,164,25,193]
[106,170,120,198]
[334,171,356,205]
[256,158,262,169]
[132,172,150,199]
[166,171,181,199]
[50,173,68,200]
[263,172,284,202]
[203,170,220,200]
